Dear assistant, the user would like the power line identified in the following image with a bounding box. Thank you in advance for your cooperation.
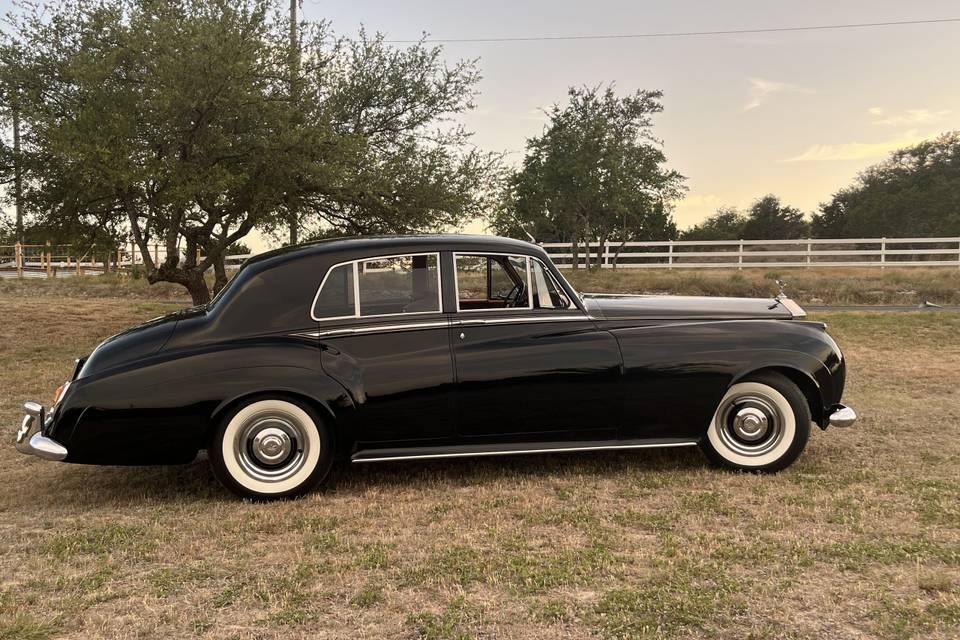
[381,17,960,44]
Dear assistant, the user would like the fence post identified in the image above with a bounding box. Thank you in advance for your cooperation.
[154,243,159,266]
[604,240,610,269]
[45,240,52,278]
[15,242,22,278]
[806,240,812,268]
[668,241,674,269]
[957,237,960,269]
[880,237,886,269]
[738,239,744,270]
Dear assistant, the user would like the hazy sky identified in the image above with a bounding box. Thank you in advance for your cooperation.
[3,0,958,247]
[308,0,960,234]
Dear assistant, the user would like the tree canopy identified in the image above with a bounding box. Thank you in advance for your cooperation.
[812,131,960,238]
[681,196,809,241]
[490,85,685,267]
[1,0,495,303]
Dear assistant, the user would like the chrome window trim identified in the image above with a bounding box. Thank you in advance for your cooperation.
[310,252,442,322]
[292,313,590,339]
[453,252,533,313]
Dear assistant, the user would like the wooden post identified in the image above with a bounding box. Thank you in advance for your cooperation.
[45,241,52,278]
[76,253,81,276]
[806,240,812,268]
[603,240,610,269]
[880,237,886,269]
[15,242,22,278]
[154,243,159,266]
[738,240,744,270]
[668,241,674,269]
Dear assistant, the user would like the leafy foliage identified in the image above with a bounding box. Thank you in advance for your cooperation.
[2,0,494,303]
[679,207,746,241]
[491,85,685,267]
[682,196,808,241]
[812,131,960,238]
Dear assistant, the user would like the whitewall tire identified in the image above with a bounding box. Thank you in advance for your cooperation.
[209,398,333,500]
[701,372,811,472]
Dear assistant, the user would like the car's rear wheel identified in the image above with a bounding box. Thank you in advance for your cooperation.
[209,397,333,500]
[701,372,810,472]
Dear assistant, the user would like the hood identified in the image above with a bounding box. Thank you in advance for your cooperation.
[77,306,206,379]
[582,293,802,321]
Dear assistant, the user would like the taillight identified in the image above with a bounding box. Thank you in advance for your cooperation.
[53,381,71,407]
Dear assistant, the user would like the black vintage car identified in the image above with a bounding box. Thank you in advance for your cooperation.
[16,235,856,499]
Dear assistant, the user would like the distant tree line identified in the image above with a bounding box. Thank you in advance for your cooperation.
[683,132,960,241]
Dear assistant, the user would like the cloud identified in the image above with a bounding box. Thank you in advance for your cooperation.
[676,194,723,210]
[784,130,930,162]
[869,107,951,126]
[743,78,812,111]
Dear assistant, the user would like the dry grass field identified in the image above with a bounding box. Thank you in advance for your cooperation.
[1,290,959,639]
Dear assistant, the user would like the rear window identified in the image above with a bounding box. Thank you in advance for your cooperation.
[312,253,441,320]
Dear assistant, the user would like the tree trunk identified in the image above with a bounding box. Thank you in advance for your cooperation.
[182,272,212,306]
[212,255,228,296]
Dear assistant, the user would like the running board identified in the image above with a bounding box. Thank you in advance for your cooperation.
[351,438,699,464]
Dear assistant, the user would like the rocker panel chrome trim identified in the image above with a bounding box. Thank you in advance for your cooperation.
[351,440,699,463]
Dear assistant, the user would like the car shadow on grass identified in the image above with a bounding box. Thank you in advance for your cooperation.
[30,445,708,506]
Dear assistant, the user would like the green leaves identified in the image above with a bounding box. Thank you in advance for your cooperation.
[3,1,492,302]
[492,85,685,256]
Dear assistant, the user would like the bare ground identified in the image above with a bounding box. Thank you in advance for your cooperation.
[0,294,958,639]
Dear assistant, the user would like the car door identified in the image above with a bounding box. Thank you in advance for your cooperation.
[450,253,623,443]
[315,252,456,449]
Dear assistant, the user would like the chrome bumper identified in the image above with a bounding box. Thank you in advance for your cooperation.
[15,401,68,461]
[828,404,857,428]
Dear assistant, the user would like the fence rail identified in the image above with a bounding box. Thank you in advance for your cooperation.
[3,236,960,279]
[543,237,960,269]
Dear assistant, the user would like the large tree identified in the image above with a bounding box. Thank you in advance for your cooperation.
[812,131,960,238]
[491,85,685,268]
[3,0,494,303]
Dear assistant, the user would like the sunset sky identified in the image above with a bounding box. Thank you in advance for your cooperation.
[312,0,960,234]
[3,0,958,246]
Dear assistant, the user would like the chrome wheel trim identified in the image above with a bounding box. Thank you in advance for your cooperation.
[715,394,785,457]
[707,382,796,467]
[221,400,321,494]
[235,414,308,484]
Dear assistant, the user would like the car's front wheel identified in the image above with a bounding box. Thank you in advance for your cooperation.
[701,372,811,472]
[209,397,333,500]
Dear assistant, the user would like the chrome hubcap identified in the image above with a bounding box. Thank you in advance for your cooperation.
[234,412,310,483]
[716,393,784,457]
[732,407,769,442]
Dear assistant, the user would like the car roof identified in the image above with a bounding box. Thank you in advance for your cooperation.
[245,234,546,268]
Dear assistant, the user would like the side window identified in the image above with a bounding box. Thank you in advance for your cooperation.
[312,263,355,319]
[531,259,571,310]
[358,254,440,317]
[455,254,530,311]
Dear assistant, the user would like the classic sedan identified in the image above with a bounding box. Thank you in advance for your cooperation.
[16,235,856,499]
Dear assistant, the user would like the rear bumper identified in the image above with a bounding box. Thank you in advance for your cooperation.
[828,404,857,428]
[15,402,68,461]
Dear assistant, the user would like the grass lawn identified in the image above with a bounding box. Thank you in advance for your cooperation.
[0,292,958,639]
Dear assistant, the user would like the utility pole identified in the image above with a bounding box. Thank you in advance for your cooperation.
[287,0,300,245]
[12,92,24,242]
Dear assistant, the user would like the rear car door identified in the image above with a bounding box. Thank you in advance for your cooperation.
[450,253,623,443]
[315,253,456,450]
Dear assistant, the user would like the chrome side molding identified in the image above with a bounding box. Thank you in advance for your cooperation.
[352,439,699,463]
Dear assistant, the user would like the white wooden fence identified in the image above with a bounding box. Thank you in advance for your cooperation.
[543,237,960,269]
